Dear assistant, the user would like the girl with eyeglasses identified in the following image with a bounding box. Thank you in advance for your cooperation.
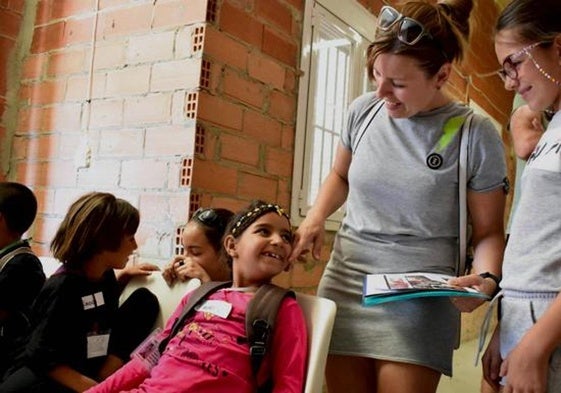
[482,1,561,392]
[290,1,507,392]
[162,208,234,286]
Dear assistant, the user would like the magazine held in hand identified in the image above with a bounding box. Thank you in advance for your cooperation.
[363,272,490,306]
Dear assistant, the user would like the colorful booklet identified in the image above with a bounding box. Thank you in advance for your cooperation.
[363,272,490,306]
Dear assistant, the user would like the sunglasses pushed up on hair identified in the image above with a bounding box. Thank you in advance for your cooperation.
[192,208,227,230]
[377,5,433,46]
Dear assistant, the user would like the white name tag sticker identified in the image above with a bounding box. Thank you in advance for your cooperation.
[197,300,232,319]
[94,292,105,306]
[87,333,110,358]
[82,295,95,310]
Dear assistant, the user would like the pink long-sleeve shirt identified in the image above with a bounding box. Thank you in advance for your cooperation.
[86,288,308,393]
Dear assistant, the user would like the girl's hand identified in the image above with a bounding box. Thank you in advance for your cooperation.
[175,258,211,283]
[116,261,159,284]
[120,262,159,277]
[163,256,211,286]
[501,335,549,393]
[162,256,182,286]
[127,262,160,276]
[482,325,502,390]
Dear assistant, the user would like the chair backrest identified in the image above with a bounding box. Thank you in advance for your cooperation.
[39,255,62,277]
[296,292,337,393]
[119,274,201,329]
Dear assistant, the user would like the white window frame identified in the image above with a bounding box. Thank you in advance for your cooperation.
[291,0,376,230]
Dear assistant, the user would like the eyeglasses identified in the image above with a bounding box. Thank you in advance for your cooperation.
[192,208,226,230]
[497,41,549,82]
[377,6,433,46]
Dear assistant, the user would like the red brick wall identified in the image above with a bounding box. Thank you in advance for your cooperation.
[5,0,210,258]
[0,0,26,182]
[1,0,514,291]
[192,0,302,215]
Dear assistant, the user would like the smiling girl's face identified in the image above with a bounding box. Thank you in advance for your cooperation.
[226,212,293,288]
[495,29,561,112]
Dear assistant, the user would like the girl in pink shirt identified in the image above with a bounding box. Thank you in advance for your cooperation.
[86,200,308,393]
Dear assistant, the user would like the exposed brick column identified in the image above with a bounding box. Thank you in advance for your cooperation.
[192,0,304,215]
[0,0,30,181]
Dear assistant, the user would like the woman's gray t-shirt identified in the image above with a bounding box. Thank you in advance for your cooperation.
[318,92,506,375]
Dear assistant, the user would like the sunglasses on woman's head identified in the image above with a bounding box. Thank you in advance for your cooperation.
[377,5,433,46]
[192,208,225,229]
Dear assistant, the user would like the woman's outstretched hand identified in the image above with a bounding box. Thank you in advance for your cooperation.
[289,217,325,262]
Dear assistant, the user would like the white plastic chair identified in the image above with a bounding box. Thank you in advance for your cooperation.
[38,255,62,277]
[296,292,337,393]
[40,256,198,329]
[119,273,201,329]
[120,277,337,392]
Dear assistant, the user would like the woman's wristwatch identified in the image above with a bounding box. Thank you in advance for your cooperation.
[479,272,501,297]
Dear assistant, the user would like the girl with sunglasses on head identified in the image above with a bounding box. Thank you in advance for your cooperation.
[0,192,160,393]
[482,1,561,392]
[162,208,234,286]
[85,200,307,393]
[290,1,507,392]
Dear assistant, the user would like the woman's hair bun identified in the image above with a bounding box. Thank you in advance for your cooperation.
[438,0,473,39]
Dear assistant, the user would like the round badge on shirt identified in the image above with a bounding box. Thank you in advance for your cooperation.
[426,153,443,170]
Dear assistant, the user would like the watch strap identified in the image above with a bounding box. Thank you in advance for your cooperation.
[479,272,501,297]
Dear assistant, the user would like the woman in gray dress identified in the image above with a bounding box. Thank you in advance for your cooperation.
[290,1,506,392]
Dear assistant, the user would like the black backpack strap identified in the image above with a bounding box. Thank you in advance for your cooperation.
[0,246,34,273]
[351,98,384,153]
[158,281,231,353]
[245,284,295,380]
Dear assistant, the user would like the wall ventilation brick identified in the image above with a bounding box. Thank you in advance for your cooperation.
[192,25,205,53]
[206,0,218,24]
[174,225,184,256]
[185,92,198,119]
[200,58,211,89]
[173,192,203,255]
[195,122,205,155]
[180,157,193,186]
[189,193,201,216]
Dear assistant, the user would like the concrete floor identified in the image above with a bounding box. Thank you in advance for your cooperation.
[317,338,492,393]
[435,302,499,393]
[437,338,485,393]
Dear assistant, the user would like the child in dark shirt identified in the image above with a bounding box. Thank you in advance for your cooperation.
[0,192,159,392]
[0,182,45,380]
